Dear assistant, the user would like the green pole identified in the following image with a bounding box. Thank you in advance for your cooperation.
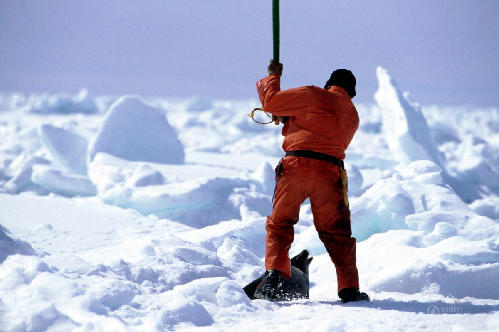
[272,0,280,63]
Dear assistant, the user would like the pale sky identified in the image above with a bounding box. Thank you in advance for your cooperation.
[1,0,498,107]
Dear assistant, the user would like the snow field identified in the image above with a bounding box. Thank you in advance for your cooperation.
[0,67,498,330]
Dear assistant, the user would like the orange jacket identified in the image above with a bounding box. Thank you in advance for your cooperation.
[257,74,359,160]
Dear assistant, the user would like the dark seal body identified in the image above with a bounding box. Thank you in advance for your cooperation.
[243,250,313,301]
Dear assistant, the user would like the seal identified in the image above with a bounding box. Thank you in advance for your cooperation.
[243,249,313,301]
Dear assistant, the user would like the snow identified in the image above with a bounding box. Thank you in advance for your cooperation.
[88,96,185,164]
[470,197,499,220]
[345,162,363,196]
[0,225,35,263]
[0,68,498,330]
[158,299,214,329]
[250,162,276,196]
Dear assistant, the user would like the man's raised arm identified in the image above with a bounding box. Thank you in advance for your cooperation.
[256,60,318,117]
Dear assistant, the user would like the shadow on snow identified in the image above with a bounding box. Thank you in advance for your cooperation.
[274,299,499,315]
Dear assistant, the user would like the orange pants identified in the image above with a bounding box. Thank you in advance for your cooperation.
[265,156,359,292]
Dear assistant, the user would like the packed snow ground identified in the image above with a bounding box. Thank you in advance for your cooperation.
[0,67,498,331]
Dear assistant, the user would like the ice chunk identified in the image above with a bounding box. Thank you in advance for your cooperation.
[374,67,482,202]
[375,67,443,167]
[87,153,129,193]
[0,225,35,263]
[89,96,185,164]
[87,153,263,226]
[38,124,88,175]
[351,161,468,241]
[3,155,50,194]
[31,165,97,197]
[28,89,99,114]
[125,164,165,187]
[101,177,250,228]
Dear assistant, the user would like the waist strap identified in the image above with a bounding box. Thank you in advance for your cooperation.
[285,150,344,170]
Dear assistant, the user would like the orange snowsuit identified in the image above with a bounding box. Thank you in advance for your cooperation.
[257,74,360,292]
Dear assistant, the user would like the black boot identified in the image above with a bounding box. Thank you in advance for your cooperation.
[338,287,370,303]
[254,270,282,301]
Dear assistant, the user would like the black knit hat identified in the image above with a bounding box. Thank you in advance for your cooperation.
[324,69,356,98]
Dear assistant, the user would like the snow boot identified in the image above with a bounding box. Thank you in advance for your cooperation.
[338,287,370,303]
[254,269,283,301]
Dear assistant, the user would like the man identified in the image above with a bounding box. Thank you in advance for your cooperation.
[254,60,369,303]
